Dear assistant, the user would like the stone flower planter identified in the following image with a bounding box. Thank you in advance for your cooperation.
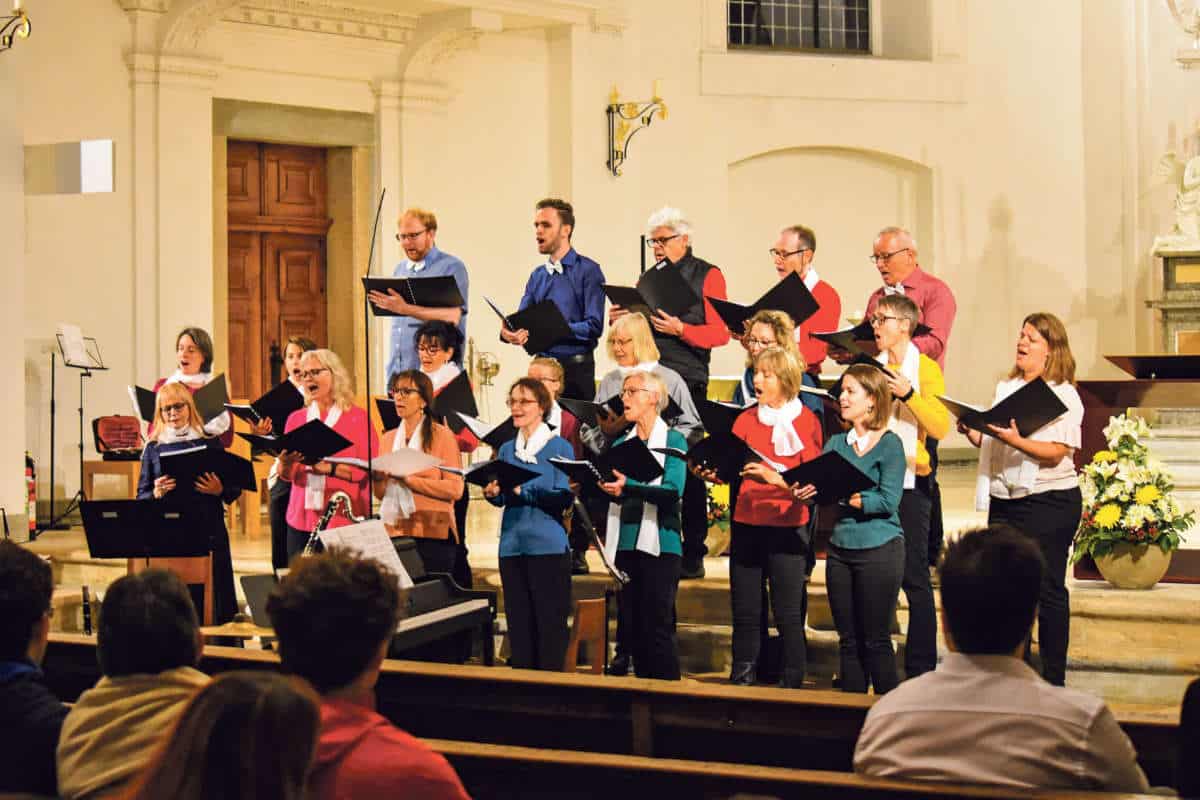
[1094,542,1173,590]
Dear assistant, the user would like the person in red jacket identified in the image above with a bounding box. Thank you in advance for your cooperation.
[267,550,470,800]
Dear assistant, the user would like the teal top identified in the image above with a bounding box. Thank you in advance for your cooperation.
[825,430,905,550]
[611,427,687,556]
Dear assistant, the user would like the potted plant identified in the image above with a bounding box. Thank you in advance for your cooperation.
[1072,414,1194,589]
[704,482,732,557]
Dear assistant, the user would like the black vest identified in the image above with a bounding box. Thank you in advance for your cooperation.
[637,249,716,390]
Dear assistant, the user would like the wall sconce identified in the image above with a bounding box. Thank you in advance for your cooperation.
[1166,0,1200,68]
[606,81,667,177]
[1,1,32,54]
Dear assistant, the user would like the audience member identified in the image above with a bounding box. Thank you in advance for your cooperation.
[854,524,1150,793]
[121,671,320,800]
[1180,677,1200,798]
[57,569,209,800]
[267,549,470,799]
[0,540,67,796]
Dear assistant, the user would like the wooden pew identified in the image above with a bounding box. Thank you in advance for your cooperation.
[40,633,1179,786]
[427,738,1164,800]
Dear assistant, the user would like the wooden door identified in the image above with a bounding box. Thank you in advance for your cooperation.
[227,141,330,400]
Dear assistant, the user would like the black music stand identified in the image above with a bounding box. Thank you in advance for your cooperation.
[39,331,107,537]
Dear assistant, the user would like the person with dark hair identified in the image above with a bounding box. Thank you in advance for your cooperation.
[0,541,67,796]
[415,318,477,588]
[1180,677,1200,798]
[854,525,1150,793]
[57,570,209,800]
[266,550,469,799]
[150,326,234,447]
[500,198,606,401]
[961,312,1083,686]
[372,369,465,575]
[265,335,319,572]
[121,671,321,800]
[483,377,574,671]
[819,363,906,695]
[367,207,470,380]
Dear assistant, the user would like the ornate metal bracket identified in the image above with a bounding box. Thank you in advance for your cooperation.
[0,6,30,53]
[606,84,667,177]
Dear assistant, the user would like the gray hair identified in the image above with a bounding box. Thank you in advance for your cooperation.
[646,206,692,238]
[624,370,670,415]
[875,226,917,253]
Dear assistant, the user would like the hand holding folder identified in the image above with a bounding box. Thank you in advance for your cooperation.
[779,451,875,504]
[604,265,702,319]
[237,419,352,464]
[549,437,664,490]
[938,377,1068,438]
[709,272,820,334]
[430,371,479,434]
[465,459,540,493]
[363,275,464,317]
[224,380,305,433]
[485,296,574,355]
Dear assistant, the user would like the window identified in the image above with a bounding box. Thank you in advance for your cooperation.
[728,0,870,53]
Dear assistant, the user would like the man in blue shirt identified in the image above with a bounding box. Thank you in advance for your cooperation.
[500,198,605,401]
[368,207,470,381]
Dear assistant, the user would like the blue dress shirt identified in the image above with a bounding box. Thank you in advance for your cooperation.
[516,248,605,359]
[386,245,470,380]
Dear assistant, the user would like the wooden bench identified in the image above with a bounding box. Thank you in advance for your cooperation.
[40,633,1179,786]
[427,738,1164,800]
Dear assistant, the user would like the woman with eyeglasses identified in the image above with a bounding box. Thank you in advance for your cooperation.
[415,319,477,587]
[732,310,800,407]
[870,295,949,681]
[597,370,688,681]
[371,370,464,575]
[483,378,574,670]
[276,349,378,561]
[136,382,242,622]
[149,327,234,447]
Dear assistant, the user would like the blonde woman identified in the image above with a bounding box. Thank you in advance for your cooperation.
[135,382,242,622]
[277,349,378,560]
[732,310,799,406]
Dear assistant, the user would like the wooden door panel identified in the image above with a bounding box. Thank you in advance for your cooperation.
[262,144,326,220]
[227,141,262,219]
[263,233,326,383]
[227,231,262,400]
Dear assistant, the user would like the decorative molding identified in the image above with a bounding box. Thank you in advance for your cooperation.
[228,215,333,235]
[398,78,452,112]
[117,0,170,11]
[590,7,626,35]
[160,0,243,52]
[223,0,419,45]
[124,50,221,88]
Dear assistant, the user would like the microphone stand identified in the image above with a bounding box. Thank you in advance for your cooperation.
[362,189,386,517]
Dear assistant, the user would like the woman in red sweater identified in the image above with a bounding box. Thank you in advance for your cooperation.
[728,346,823,688]
[277,349,378,561]
[149,327,233,448]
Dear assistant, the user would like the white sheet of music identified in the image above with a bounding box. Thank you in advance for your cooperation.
[58,323,90,367]
[319,519,415,590]
[326,448,441,477]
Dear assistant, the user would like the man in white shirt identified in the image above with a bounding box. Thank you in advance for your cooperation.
[853,524,1150,793]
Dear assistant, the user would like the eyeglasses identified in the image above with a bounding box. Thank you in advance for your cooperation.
[396,229,428,242]
[297,368,330,380]
[620,387,653,399]
[746,337,776,348]
[506,398,538,408]
[417,344,445,355]
[610,337,634,348]
[390,387,420,398]
[161,402,188,415]
[869,314,902,327]
[768,247,809,260]
[646,235,680,248]
[869,248,910,264]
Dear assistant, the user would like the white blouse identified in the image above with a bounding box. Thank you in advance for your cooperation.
[979,379,1083,504]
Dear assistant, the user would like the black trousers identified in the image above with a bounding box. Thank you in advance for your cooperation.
[614,550,681,680]
[268,477,291,571]
[452,491,472,588]
[286,523,311,562]
[415,537,458,575]
[826,536,904,694]
[557,353,597,404]
[898,485,937,678]
[988,487,1081,686]
[730,522,809,683]
[926,438,945,566]
[500,552,571,671]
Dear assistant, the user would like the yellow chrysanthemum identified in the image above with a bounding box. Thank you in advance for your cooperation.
[1135,485,1162,505]
[1092,450,1117,464]
[709,483,730,504]
[1094,503,1122,529]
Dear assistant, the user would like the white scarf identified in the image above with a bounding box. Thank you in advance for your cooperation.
[756,397,806,457]
[304,401,343,511]
[380,418,423,524]
[604,417,669,563]
[879,342,921,489]
[164,370,230,437]
[547,401,563,431]
[514,422,554,463]
[975,377,1041,511]
[158,423,202,445]
[424,362,461,392]
[618,360,659,377]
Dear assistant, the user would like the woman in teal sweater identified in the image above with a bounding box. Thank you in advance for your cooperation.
[598,370,688,681]
[820,363,906,694]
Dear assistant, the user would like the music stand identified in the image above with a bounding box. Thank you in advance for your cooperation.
[39,329,107,538]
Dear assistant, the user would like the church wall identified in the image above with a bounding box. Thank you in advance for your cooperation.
[3,50,29,534]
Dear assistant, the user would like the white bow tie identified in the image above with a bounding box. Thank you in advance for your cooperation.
[546,262,563,275]
[409,260,426,273]
[883,284,905,296]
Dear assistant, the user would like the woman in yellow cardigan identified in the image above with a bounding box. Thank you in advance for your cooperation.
[870,293,949,680]
[372,370,465,575]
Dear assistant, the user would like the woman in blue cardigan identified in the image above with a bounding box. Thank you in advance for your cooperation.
[598,370,688,681]
[484,377,574,671]
[136,382,242,623]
